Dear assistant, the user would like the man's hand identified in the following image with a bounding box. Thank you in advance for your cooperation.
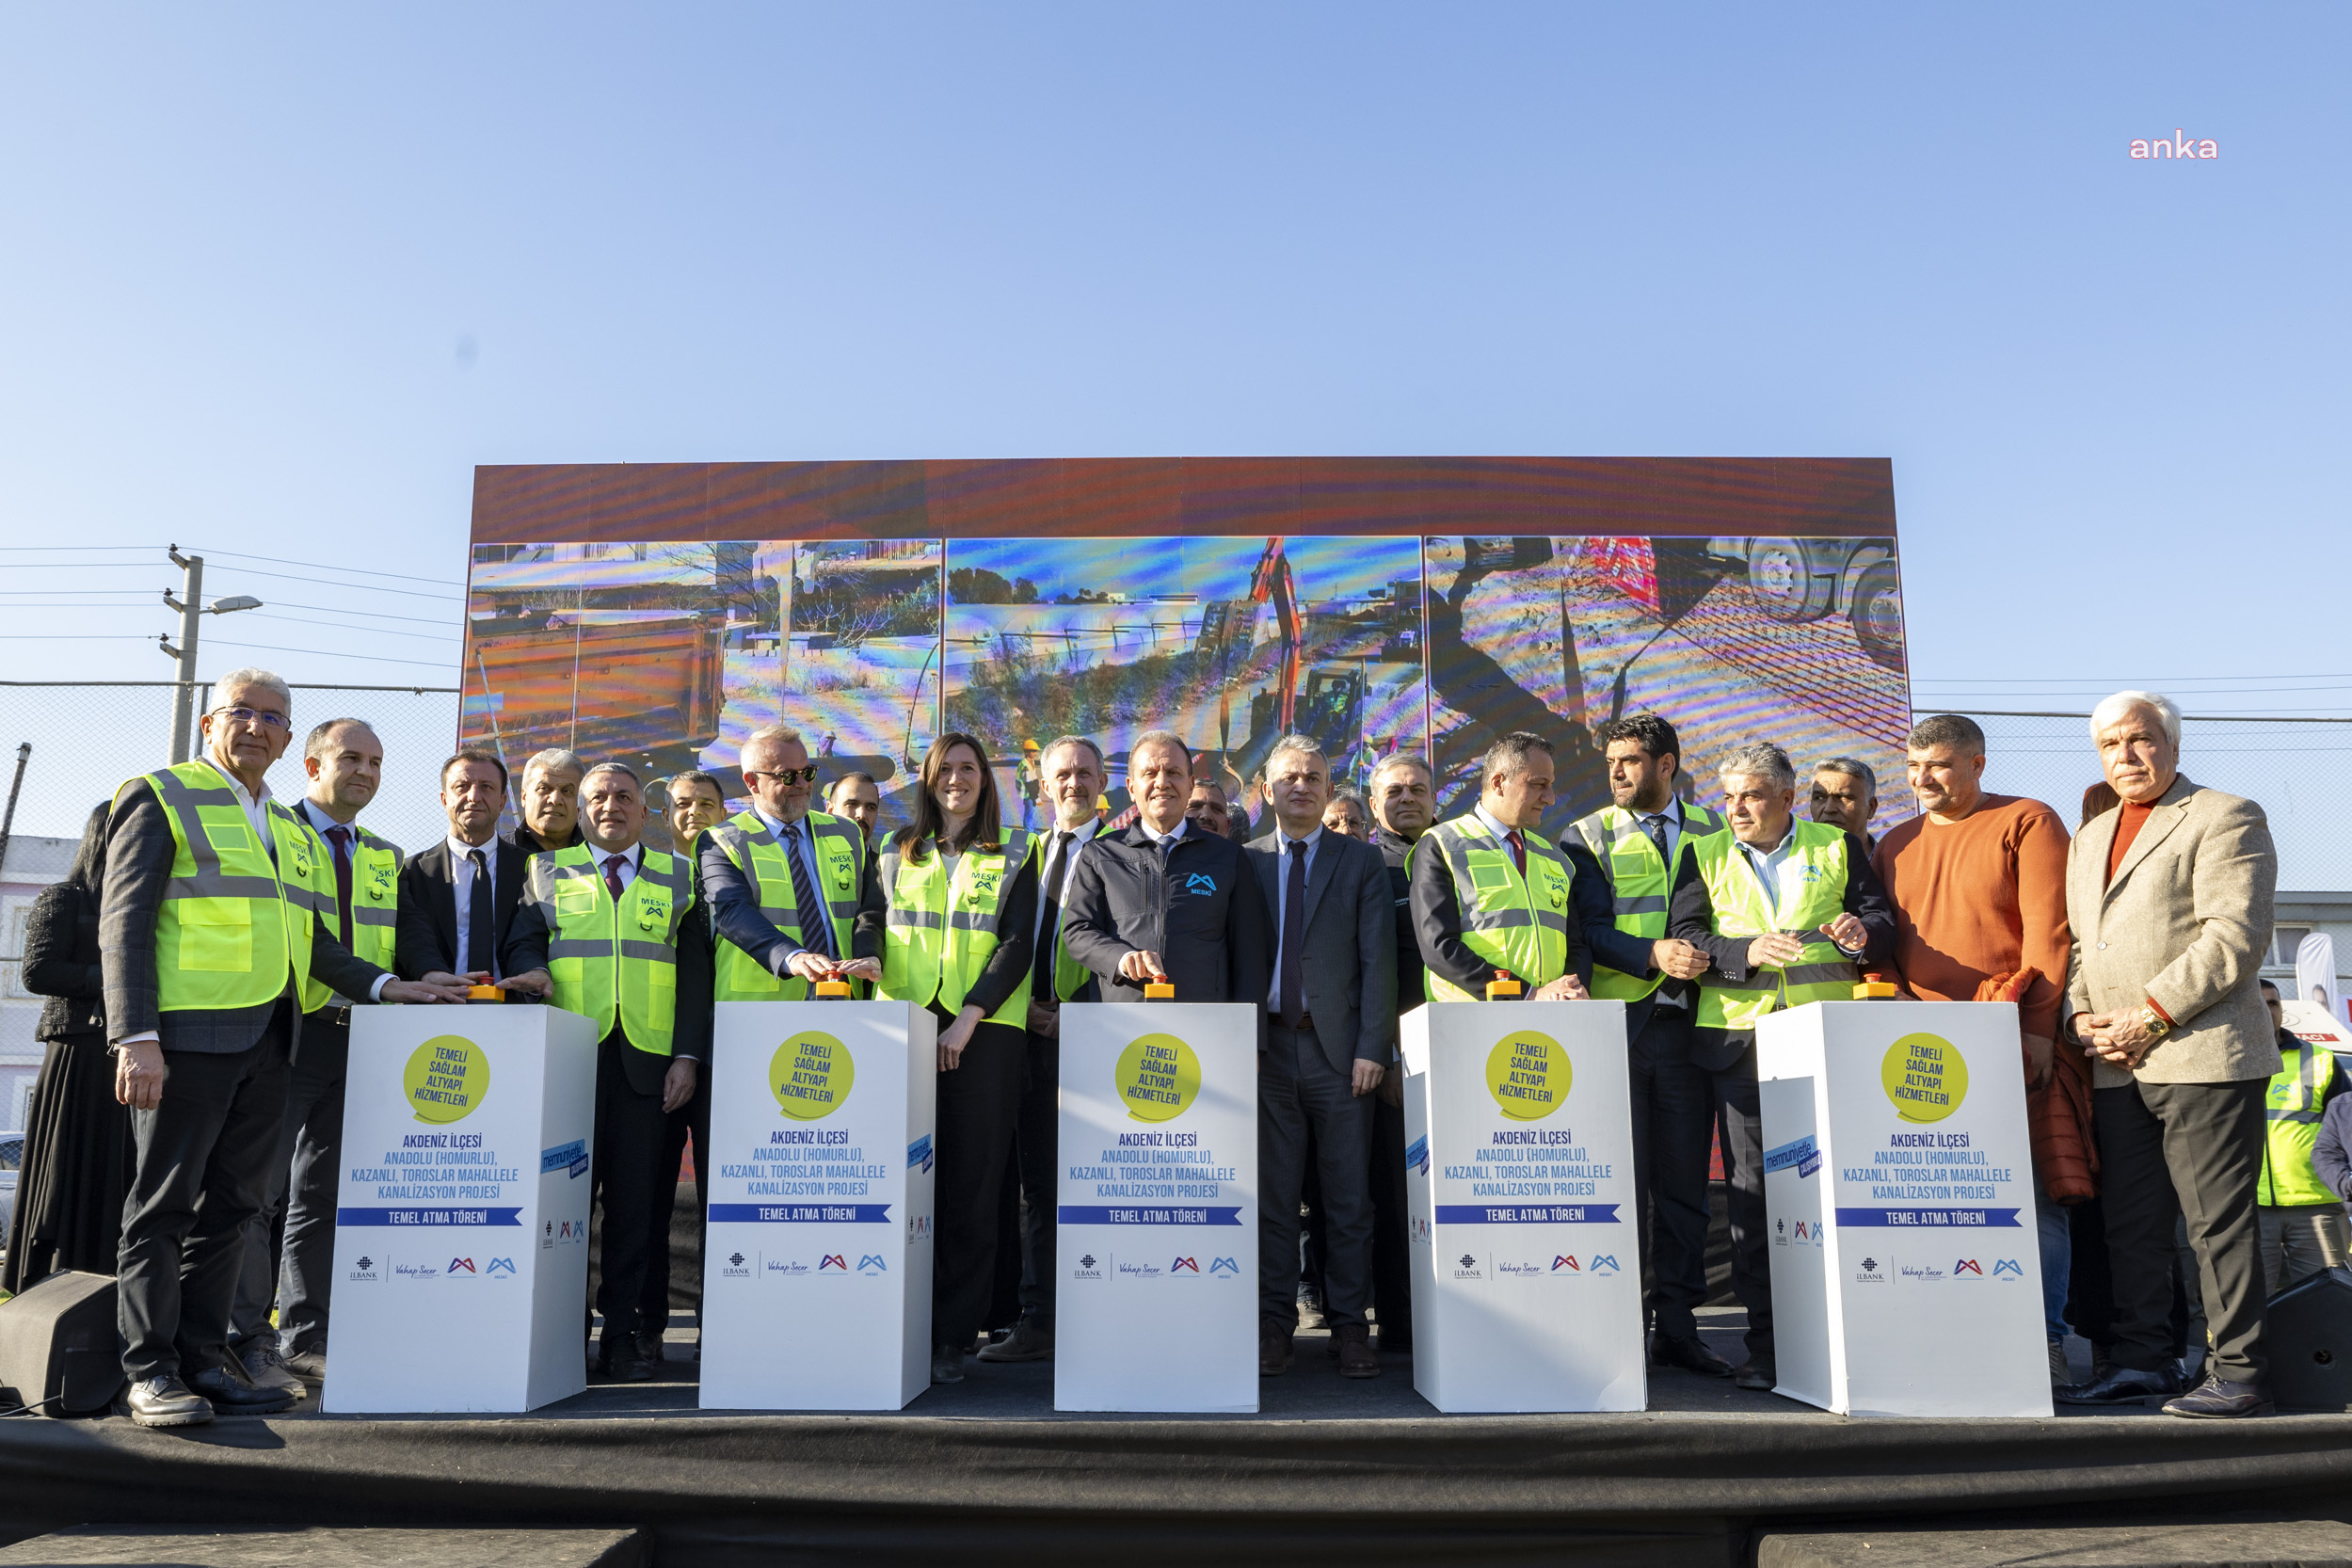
[1819,913,1867,954]
[501,968,554,998]
[1378,1063,1403,1109]
[787,951,840,984]
[1352,1059,1384,1096]
[1649,938,1709,981]
[116,1039,168,1111]
[662,1057,699,1113]
[836,956,882,984]
[385,975,475,1005]
[938,1005,984,1071]
[1117,950,1169,984]
[419,969,472,990]
[1533,975,1589,1001]
[1747,932,1809,969]
[2024,1032,2056,1089]
[1027,1000,1061,1039]
[2083,1009,2161,1067]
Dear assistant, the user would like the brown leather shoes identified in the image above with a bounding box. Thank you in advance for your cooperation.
[1259,1320,1295,1376]
[1336,1322,1380,1379]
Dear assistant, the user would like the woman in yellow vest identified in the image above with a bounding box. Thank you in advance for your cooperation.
[875,733,1039,1386]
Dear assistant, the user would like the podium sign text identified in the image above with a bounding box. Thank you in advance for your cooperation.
[327,1003,598,1413]
[1757,1000,2051,1417]
[1400,1000,1645,1412]
[1055,1001,1258,1412]
[700,1000,936,1410]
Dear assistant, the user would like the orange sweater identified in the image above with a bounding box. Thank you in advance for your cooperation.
[1871,794,2073,1041]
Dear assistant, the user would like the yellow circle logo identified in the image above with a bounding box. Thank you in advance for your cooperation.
[1487,1030,1570,1121]
[1882,1032,1970,1123]
[771,1032,855,1121]
[1114,1032,1201,1123]
[405,1035,489,1124]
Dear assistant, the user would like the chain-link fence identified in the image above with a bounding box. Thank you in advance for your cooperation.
[1956,712,2352,892]
[0,681,460,859]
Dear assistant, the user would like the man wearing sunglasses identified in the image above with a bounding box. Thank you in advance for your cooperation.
[101,669,472,1427]
[702,724,885,1002]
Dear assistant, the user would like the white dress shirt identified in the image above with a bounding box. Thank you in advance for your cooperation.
[1266,824,1325,1016]
[204,755,276,844]
[1032,818,1100,949]
[593,841,646,893]
[447,831,502,977]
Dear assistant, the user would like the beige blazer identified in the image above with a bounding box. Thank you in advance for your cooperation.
[2063,774,2278,1087]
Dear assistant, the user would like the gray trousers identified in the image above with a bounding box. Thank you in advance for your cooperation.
[1258,1021,1374,1330]
[2095,1078,2268,1384]
[230,1013,347,1356]
[2260,1203,2352,1296]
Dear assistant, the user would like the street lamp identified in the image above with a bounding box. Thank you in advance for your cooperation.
[159,545,264,762]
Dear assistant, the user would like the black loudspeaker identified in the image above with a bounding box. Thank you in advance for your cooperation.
[0,1270,123,1417]
[2268,1264,2352,1412]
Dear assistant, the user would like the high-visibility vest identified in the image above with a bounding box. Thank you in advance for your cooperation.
[1691,820,1859,1031]
[120,760,332,1014]
[877,830,1034,1028]
[2259,1039,2340,1207]
[1412,813,1575,1004]
[1569,800,1725,1002]
[525,844,694,1057]
[705,809,866,1001]
[299,820,402,1012]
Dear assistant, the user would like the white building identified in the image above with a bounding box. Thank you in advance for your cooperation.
[1,833,74,1129]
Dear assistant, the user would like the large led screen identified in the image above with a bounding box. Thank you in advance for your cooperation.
[461,459,1908,851]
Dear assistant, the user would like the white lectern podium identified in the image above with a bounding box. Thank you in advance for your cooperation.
[326,1002,597,1413]
[1400,1000,1645,1412]
[1757,1000,2051,1417]
[700,999,936,1410]
[1055,1001,1258,1412]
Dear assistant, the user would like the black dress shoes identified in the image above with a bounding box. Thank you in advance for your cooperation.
[2162,1374,2273,1418]
[187,1359,298,1414]
[123,1375,215,1428]
[1732,1360,1776,1391]
[1651,1335,1734,1378]
[596,1345,658,1384]
[2055,1363,2183,1405]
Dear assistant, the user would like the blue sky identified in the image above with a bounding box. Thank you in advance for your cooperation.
[3,4,2346,718]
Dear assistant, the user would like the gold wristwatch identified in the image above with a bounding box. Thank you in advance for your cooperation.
[2139,1004,2171,1037]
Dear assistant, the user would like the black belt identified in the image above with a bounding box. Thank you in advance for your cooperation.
[310,1004,356,1029]
[1274,1012,1316,1032]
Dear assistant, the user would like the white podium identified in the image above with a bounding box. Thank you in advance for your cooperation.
[1757,1000,2051,1417]
[1055,1001,1258,1413]
[326,1003,597,1413]
[1400,1000,1646,1412]
[699,999,936,1410]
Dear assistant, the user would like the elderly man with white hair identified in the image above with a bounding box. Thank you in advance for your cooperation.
[2055,691,2281,1419]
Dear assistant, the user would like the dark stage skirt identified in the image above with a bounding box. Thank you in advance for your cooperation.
[2,1031,133,1295]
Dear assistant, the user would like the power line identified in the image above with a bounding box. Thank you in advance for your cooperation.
[186,546,463,589]
[246,611,458,644]
[169,566,462,601]
[207,639,456,670]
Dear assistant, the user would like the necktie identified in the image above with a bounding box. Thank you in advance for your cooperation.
[1280,838,1307,1029]
[323,825,355,946]
[603,855,628,904]
[1505,828,1527,880]
[785,825,834,958]
[1033,830,1075,1001]
[466,847,493,977]
[1643,813,1672,868]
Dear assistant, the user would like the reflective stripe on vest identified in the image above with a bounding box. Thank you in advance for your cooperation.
[121,760,325,1014]
[1569,801,1724,1002]
[300,826,402,1012]
[1414,815,1574,1004]
[877,829,1034,1027]
[708,809,866,1001]
[1691,819,1859,1030]
[527,845,693,1056]
[2260,1042,2339,1207]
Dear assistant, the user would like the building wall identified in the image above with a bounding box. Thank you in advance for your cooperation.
[1,834,75,1129]
[2270,891,2352,1020]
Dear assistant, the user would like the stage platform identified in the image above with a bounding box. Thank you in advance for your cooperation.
[5,1312,2351,1568]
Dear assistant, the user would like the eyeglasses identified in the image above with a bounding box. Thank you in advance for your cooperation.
[210,706,292,731]
[746,767,820,786]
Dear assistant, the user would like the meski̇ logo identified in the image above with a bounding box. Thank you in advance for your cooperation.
[1588,1255,1620,1273]
[1208,1256,1240,1275]
[857,1255,887,1273]
[1992,1258,2025,1279]
[1184,873,1216,894]
[486,1257,516,1277]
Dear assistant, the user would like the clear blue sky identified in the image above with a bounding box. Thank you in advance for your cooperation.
[3,4,2346,715]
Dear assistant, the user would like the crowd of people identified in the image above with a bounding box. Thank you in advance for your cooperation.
[3,664,2328,1429]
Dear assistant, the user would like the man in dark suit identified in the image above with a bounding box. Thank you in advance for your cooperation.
[104,668,471,1428]
[1060,729,1270,1008]
[503,762,712,1382]
[1247,737,1397,1381]
[1366,752,1435,1352]
[396,748,529,985]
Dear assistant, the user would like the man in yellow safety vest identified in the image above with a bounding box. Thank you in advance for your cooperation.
[1407,730,1589,1005]
[700,724,884,1001]
[1669,740,1894,1392]
[2255,979,2349,1292]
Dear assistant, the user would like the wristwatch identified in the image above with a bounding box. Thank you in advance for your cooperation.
[2138,1004,2171,1037]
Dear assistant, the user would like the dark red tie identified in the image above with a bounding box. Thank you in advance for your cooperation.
[603,855,627,903]
[1505,828,1527,880]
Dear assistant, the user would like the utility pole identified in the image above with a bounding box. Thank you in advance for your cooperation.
[161,545,263,764]
[0,742,28,881]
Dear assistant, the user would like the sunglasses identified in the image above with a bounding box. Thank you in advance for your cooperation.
[746,766,821,786]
